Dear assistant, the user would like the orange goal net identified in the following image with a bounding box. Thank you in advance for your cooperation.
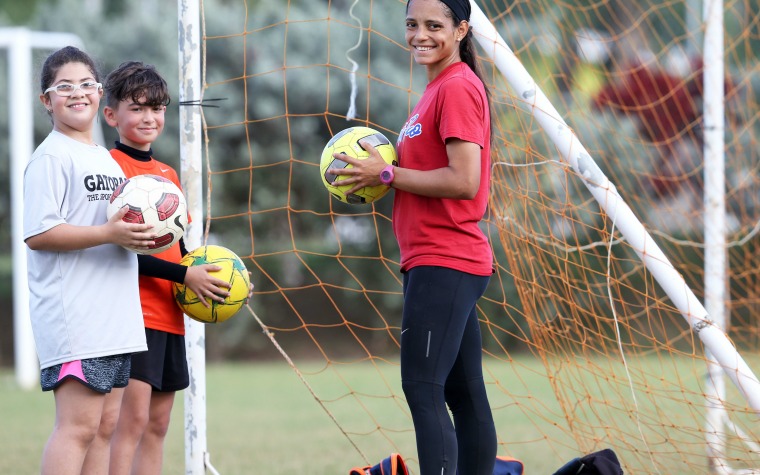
[194,0,760,473]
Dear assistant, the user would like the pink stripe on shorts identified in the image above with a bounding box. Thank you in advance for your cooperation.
[58,360,87,383]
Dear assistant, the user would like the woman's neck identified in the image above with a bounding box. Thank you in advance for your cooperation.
[426,58,461,83]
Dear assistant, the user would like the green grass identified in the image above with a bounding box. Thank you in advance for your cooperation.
[3,356,759,474]
[1,359,570,474]
[0,361,362,474]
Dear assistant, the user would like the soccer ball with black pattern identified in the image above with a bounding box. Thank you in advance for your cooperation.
[320,126,398,204]
[107,174,188,255]
[173,245,251,323]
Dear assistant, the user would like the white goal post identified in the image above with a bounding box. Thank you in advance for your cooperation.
[177,1,216,474]
[2,28,106,391]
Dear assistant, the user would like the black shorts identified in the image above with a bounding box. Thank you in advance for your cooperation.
[130,328,189,392]
[41,354,132,393]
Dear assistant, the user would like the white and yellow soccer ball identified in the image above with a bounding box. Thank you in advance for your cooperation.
[319,126,398,205]
[173,245,251,324]
[107,174,188,255]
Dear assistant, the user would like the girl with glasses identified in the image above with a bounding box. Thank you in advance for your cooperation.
[24,46,156,475]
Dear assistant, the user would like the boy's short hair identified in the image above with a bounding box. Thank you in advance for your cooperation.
[104,61,171,109]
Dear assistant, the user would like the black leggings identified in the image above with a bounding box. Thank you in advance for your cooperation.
[400,266,496,475]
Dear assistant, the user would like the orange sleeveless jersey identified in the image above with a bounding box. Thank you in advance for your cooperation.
[110,149,189,335]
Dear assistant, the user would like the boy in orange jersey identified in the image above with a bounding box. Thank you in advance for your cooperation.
[103,61,231,475]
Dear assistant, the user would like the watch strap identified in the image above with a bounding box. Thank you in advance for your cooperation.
[380,165,395,186]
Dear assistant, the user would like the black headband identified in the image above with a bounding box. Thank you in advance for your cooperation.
[440,0,471,23]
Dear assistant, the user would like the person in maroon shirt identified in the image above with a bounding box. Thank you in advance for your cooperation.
[592,56,734,198]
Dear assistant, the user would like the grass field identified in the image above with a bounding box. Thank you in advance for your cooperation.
[3,356,758,474]
[1,361,367,474]
[1,358,577,474]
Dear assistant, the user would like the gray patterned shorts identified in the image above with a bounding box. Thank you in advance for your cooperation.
[40,354,132,393]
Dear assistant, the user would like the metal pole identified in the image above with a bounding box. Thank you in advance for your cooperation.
[177,1,207,473]
[702,0,728,471]
[5,28,37,390]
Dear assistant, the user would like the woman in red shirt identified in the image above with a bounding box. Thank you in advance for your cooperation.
[328,0,496,473]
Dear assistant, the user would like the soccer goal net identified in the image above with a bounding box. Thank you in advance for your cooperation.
[188,0,760,473]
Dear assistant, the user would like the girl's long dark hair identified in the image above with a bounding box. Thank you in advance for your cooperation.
[453,13,494,144]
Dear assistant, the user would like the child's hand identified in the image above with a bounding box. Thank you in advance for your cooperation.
[184,264,231,308]
[106,206,156,251]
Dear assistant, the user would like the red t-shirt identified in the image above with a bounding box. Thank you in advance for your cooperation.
[394,62,493,276]
[110,149,187,335]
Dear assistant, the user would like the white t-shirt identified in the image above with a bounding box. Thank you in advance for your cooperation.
[23,131,147,369]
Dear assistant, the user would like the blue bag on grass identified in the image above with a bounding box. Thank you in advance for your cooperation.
[493,455,524,475]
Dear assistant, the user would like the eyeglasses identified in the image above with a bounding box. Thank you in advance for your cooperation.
[44,81,102,97]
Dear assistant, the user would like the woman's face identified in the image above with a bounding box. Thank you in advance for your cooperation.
[405,0,467,77]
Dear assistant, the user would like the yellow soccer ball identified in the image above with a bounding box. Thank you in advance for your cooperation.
[320,126,398,204]
[173,245,251,323]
